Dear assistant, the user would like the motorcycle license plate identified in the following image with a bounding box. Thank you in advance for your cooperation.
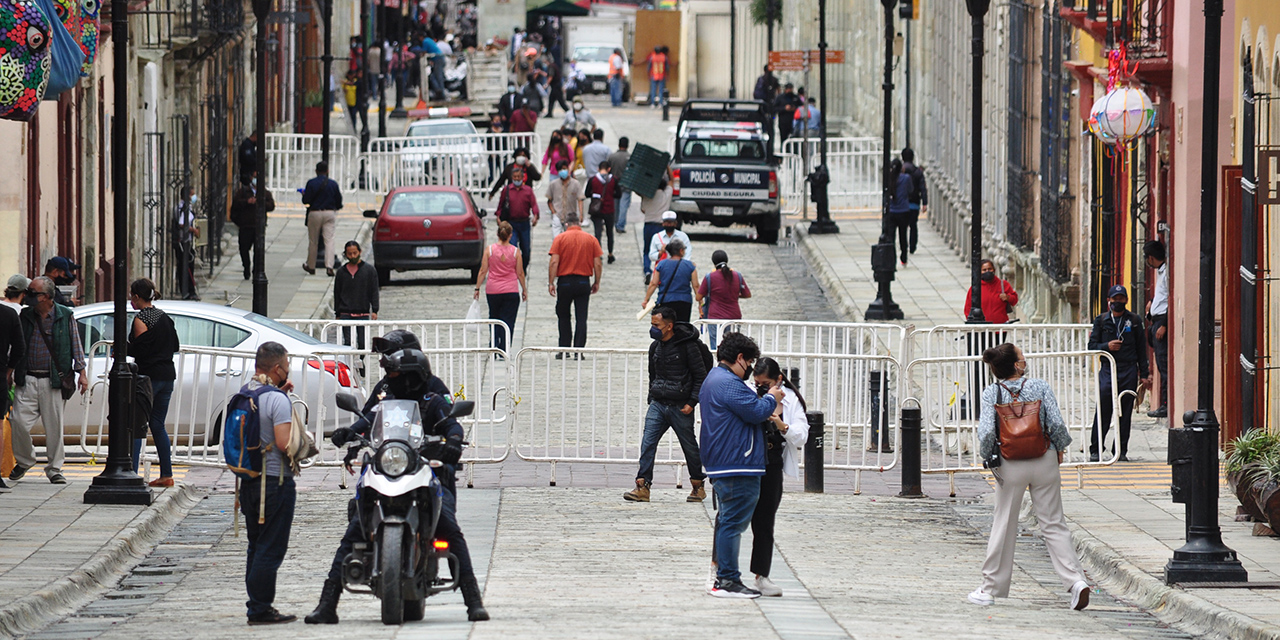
[593,81,606,91]
[713,206,735,216]
[415,246,440,258]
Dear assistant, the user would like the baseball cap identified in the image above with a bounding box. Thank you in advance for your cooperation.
[1107,285,1128,299]
[6,274,30,291]
[45,256,80,274]
[661,211,677,221]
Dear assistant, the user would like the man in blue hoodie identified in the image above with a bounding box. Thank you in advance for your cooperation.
[699,332,784,599]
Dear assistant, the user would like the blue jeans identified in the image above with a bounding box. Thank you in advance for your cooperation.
[642,222,663,275]
[240,475,297,617]
[615,191,632,231]
[637,402,705,484]
[647,78,666,106]
[509,219,532,272]
[711,475,761,584]
[610,76,623,106]
[131,378,174,478]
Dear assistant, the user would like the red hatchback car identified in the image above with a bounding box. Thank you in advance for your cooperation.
[365,186,488,285]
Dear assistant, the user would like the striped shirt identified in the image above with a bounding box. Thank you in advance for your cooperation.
[26,308,86,374]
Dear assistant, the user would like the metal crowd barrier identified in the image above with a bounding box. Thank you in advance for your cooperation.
[265,133,362,195]
[778,136,881,213]
[914,323,1090,359]
[901,350,1121,495]
[278,318,510,357]
[694,319,907,360]
[363,132,540,199]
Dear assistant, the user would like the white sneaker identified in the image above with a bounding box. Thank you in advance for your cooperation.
[1070,580,1090,611]
[967,588,994,606]
[705,565,717,594]
[755,575,782,597]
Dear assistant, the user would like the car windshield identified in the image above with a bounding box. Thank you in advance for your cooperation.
[574,46,614,63]
[682,139,765,161]
[409,121,477,137]
[387,191,468,217]
[242,312,324,345]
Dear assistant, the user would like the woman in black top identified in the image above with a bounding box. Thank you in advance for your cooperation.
[128,279,180,487]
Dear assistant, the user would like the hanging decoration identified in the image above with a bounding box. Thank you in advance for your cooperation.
[78,0,99,75]
[0,0,52,121]
[1088,40,1157,146]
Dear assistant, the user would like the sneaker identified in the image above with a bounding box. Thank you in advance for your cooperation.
[247,609,297,625]
[48,473,66,485]
[755,575,782,597]
[967,588,994,606]
[607,254,616,264]
[0,478,11,492]
[686,479,706,502]
[706,566,717,594]
[1088,453,1100,463]
[1147,406,1168,418]
[644,274,651,286]
[623,479,650,502]
[1118,454,1131,462]
[1070,580,1090,611]
[710,579,761,599]
[9,465,28,481]
[617,227,627,234]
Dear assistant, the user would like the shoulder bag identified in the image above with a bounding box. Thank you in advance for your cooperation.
[994,380,1049,461]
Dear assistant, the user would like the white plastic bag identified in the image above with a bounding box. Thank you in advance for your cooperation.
[465,299,485,340]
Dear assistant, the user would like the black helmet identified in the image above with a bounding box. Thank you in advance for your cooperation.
[379,348,432,385]
[371,329,422,355]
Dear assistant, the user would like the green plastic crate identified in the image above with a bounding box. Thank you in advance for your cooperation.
[619,143,671,199]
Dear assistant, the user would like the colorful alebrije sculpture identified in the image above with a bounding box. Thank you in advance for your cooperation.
[0,0,52,121]
[78,0,98,75]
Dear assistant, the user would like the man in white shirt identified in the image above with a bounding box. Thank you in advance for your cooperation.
[546,159,583,238]
[1144,240,1168,418]
[648,211,691,279]
[581,130,612,178]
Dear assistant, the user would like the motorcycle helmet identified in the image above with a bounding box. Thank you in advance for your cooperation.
[380,348,433,390]
[371,329,422,355]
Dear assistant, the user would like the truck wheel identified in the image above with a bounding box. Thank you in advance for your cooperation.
[757,226,779,245]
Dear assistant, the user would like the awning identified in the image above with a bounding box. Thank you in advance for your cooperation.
[526,0,590,17]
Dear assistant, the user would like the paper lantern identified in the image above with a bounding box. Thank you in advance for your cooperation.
[1090,85,1156,144]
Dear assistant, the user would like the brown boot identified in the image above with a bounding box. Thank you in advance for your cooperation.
[687,479,707,502]
[623,479,650,502]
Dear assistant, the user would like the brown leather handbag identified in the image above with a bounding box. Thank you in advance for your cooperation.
[995,381,1049,461]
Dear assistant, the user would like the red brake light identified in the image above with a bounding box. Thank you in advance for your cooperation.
[433,539,449,550]
[307,360,353,387]
[671,169,680,196]
[768,171,778,199]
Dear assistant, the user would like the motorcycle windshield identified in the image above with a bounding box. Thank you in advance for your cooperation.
[370,400,425,449]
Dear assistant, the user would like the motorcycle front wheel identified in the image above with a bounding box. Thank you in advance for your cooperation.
[380,524,405,625]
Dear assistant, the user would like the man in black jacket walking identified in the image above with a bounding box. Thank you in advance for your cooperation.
[229,171,276,280]
[333,241,379,349]
[901,148,928,256]
[1088,285,1150,462]
[625,306,709,503]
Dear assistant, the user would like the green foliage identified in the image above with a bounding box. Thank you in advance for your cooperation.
[304,91,324,108]
[749,0,781,27]
[1226,428,1280,474]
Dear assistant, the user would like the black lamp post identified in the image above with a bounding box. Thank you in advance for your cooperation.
[806,0,839,236]
[252,0,270,316]
[729,0,737,99]
[964,0,988,325]
[84,0,153,506]
[321,0,333,165]
[862,0,900,319]
[1163,0,1247,585]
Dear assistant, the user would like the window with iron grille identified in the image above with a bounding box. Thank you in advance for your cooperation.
[1006,0,1035,251]
[1039,0,1073,284]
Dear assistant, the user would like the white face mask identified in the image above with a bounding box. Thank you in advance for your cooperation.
[515,156,528,165]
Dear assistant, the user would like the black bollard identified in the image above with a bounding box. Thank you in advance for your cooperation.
[868,371,893,453]
[661,88,670,121]
[897,405,924,498]
[789,367,801,392]
[805,411,824,493]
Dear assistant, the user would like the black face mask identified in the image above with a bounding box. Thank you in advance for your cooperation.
[387,375,420,400]
[21,293,35,307]
[756,384,769,397]
[53,275,74,286]
[980,272,995,282]
[1110,301,1126,313]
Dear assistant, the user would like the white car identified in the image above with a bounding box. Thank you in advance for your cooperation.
[570,45,628,96]
[54,301,367,451]
[400,118,488,188]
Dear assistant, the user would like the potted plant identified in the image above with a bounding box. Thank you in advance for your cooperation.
[1225,429,1278,522]
[1251,452,1280,533]
[303,91,325,134]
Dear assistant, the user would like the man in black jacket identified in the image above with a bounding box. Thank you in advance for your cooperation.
[1088,285,1150,462]
[0,301,25,474]
[624,306,709,503]
[333,241,378,349]
[772,84,802,143]
[901,148,928,256]
[229,171,276,280]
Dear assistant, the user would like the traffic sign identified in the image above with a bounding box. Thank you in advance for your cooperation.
[768,49,846,71]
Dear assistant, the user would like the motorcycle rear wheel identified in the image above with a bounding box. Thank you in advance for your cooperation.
[380,524,405,625]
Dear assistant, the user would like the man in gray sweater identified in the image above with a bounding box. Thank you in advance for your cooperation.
[333,241,379,349]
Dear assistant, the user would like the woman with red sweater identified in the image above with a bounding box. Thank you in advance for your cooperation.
[962,259,1019,323]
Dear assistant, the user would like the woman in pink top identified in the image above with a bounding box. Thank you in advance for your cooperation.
[696,250,752,348]
[474,221,527,355]
[542,131,575,171]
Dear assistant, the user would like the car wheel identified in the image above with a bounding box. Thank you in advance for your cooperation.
[208,412,223,446]
[757,226,779,245]
[377,266,391,286]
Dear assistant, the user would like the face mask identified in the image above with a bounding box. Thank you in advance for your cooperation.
[513,180,524,187]
[1110,301,1126,313]
[980,272,995,282]
[251,177,258,187]
[649,326,664,341]
[739,361,752,381]
[574,104,582,111]
[21,293,35,307]
[598,172,609,180]
[756,384,769,398]
[347,254,360,264]
[1016,362,1028,376]
[516,156,528,165]
[559,170,569,180]
[53,274,74,286]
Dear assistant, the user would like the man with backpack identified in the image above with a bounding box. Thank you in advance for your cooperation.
[624,306,711,503]
[231,342,298,625]
[901,148,928,257]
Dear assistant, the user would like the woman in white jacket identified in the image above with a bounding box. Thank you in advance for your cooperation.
[748,357,810,597]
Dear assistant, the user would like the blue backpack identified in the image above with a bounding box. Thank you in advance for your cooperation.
[223,384,285,481]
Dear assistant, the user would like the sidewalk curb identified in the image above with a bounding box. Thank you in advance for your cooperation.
[793,226,865,323]
[0,483,203,639]
[1072,527,1280,640]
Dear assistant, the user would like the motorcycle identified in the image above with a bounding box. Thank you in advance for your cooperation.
[334,392,475,625]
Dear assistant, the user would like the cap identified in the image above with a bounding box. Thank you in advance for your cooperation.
[525,47,538,57]
[1107,285,1128,299]
[661,211,677,221]
[6,274,30,291]
[46,256,80,274]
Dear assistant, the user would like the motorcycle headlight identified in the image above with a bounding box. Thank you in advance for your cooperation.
[377,443,413,477]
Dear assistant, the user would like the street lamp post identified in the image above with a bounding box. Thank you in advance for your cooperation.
[806,0,839,236]
[84,0,153,506]
[321,0,333,165]
[252,0,270,316]
[862,0,900,319]
[729,0,737,99]
[964,0,988,325]
[1164,0,1247,585]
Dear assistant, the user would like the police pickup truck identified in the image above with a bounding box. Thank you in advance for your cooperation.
[669,100,780,244]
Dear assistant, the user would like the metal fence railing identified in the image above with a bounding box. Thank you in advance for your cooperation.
[694,319,907,360]
[778,136,882,213]
[265,133,363,195]
[363,132,541,199]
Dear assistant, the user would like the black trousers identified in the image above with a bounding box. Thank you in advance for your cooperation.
[907,207,920,254]
[487,292,521,353]
[238,225,257,277]
[887,211,913,263]
[1149,315,1168,410]
[335,313,368,350]
[546,84,570,117]
[556,276,592,348]
[662,300,692,324]
[174,241,197,298]
[592,213,615,255]
[749,462,784,578]
[1092,378,1138,457]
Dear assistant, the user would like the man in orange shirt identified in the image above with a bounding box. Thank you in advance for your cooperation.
[608,48,626,107]
[548,212,604,355]
[640,46,669,108]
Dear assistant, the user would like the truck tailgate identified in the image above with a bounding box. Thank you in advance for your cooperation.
[679,166,772,200]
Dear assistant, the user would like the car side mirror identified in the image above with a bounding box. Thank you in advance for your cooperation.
[363,209,379,219]
[450,400,475,419]
[478,208,488,218]
[335,393,362,414]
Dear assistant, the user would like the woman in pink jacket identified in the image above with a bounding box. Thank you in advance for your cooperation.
[542,131,575,171]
